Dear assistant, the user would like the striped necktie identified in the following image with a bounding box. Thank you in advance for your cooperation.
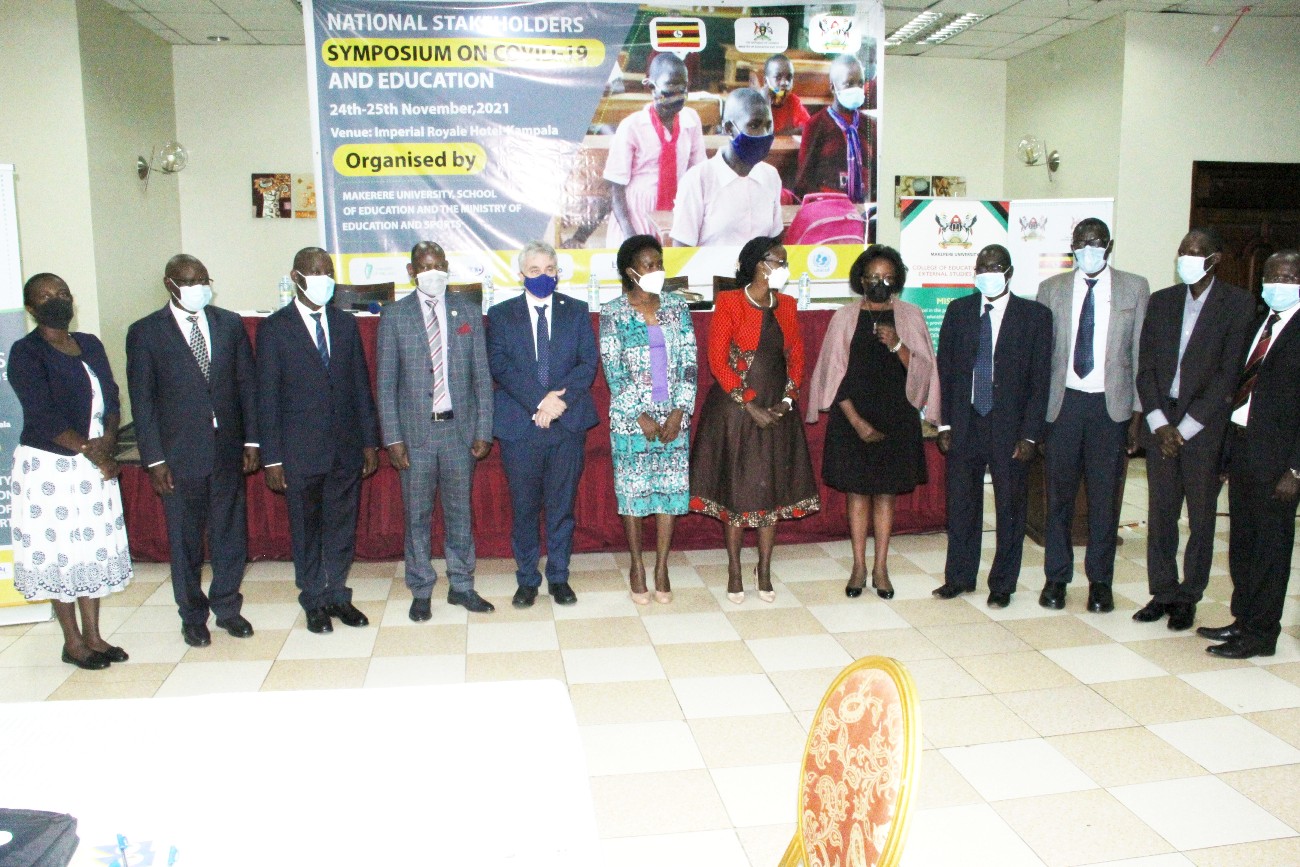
[311,311,329,369]
[1232,313,1280,410]
[187,314,210,381]
[426,299,448,409]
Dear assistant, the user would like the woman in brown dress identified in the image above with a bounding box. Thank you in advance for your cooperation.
[690,236,820,604]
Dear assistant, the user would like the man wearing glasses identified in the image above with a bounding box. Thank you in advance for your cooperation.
[1036,218,1149,613]
[126,254,261,647]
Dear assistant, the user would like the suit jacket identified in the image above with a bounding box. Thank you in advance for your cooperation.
[1039,266,1150,423]
[126,304,258,479]
[376,291,492,450]
[487,292,599,442]
[1231,311,1300,482]
[937,292,1053,456]
[255,302,379,477]
[1136,281,1255,451]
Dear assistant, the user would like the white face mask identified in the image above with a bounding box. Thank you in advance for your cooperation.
[1261,282,1300,312]
[974,273,1006,298]
[634,270,666,295]
[415,268,449,298]
[835,85,866,111]
[766,265,790,290]
[170,280,212,312]
[1073,245,1107,275]
[298,273,335,307]
[1176,255,1210,285]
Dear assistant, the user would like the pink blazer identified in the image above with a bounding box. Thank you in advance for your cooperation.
[806,299,941,424]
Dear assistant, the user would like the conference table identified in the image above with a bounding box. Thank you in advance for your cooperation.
[117,307,946,562]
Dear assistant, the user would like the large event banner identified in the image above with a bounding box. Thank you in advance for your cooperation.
[1007,197,1114,298]
[304,0,883,297]
[0,165,45,625]
[898,197,1009,351]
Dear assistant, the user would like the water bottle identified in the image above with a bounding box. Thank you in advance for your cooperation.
[587,273,601,311]
[797,272,811,310]
[277,275,294,308]
[482,273,494,313]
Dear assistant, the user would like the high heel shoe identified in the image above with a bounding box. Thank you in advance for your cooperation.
[653,571,672,604]
[871,569,895,600]
[629,568,650,605]
[754,565,775,603]
[845,566,866,599]
[61,647,110,670]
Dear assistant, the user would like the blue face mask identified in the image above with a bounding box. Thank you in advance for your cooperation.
[729,130,774,165]
[298,273,335,307]
[170,279,212,312]
[1073,245,1107,275]
[835,85,866,111]
[974,273,1007,298]
[1261,282,1300,312]
[523,273,557,299]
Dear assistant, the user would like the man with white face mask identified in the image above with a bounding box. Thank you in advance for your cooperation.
[933,244,1052,609]
[1199,249,1300,658]
[1134,229,1254,632]
[257,246,379,635]
[377,241,495,619]
[1037,218,1149,614]
[127,254,261,647]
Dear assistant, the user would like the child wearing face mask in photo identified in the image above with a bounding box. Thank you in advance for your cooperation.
[669,88,783,248]
[794,52,877,204]
[602,52,707,249]
[762,53,811,136]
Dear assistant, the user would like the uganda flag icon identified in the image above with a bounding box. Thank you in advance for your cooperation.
[650,16,706,53]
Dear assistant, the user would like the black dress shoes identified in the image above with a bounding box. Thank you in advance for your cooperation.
[1206,637,1275,659]
[1039,582,1067,610]
[215,614,254,638]
[1166,603,1196,632]
[932,583,974,600]
[99,645,129,663]
[1197,623,1241,642]
[448,589,496,613]
[409,597,432,622]
[305,607,333,634]
[1132,600,1168,623]
[61,648,111,670]
[512,585,538,608]
[182,622,212,647]
[987,591,1012,609]
[327,602,369,628]
[549,582,578,606]
[1087,583,1114,613]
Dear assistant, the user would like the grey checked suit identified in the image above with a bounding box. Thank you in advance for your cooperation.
[377,290,493,597]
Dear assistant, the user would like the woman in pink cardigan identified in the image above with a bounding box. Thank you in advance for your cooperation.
[806,246,940,598]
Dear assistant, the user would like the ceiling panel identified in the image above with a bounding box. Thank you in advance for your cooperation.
[919,43,999,57]
[946,28,1026,45]
[999,0,1106,15]
[135,0,221,11]
[1037,16,1096,32]
[927,0,1024,14]
[250,30,306,45]
[971,14,1058,31]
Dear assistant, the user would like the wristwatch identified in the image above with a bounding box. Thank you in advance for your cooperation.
[889,340,902,354]
[781,396,793,409]
[1289,468,1300,480]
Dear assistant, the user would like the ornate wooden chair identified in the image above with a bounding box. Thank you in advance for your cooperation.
[332,281,394,311]
[779,656,922,867]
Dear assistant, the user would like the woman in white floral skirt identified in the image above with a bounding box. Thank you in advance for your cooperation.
[9,273,132,669]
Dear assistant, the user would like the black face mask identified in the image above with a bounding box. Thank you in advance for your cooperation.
[864,281,891,303]
[33,297,74,329]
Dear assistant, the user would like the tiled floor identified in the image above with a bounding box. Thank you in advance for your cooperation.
[3,463,1300,866]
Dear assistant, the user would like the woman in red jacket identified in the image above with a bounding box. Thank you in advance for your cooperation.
[689,236,819,603]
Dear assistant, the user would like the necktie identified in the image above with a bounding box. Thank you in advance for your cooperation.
[973,302,994,416]
[426,300,448,408]
[311,311,329,369]
[535,305,550,387]
[1232,313,1281,410]
[1073,277,1097,378]
[187,314,210,381]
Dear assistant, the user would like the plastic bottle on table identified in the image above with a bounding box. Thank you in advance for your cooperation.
[278,275,295,309]
[482,274,494,314]
[587,273,601,311]
[797,272,811,310]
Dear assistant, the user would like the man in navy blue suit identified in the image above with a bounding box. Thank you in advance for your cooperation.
[257,247,379,634]
[127,254,260,648]
[934,244,1053,608]
[487,240,599,608]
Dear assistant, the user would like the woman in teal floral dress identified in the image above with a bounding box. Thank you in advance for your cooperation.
[600,235,698,604]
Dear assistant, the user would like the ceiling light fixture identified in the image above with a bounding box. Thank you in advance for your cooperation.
[206,35,230,43]
[885,11,942,46]
[923,13,988,44]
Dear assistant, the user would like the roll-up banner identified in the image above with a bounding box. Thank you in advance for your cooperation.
[1007,197,1115,298]
[303,0,884,301]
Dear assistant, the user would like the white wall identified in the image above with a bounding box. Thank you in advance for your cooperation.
[1116,12,1300,287]
[0,0,99,331]
[173,46,318,314]
[876,57,1008,248]
[77,0,182,416]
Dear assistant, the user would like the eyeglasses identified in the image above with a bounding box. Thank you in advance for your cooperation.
[763,256,789,268]
[975,265,1009,273]
[865,277,898,288]
[1072,238,1108,249]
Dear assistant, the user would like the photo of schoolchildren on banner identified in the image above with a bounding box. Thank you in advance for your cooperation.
[305,0,883,295]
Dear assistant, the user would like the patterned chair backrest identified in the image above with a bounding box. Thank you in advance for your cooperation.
[785,656,921,867]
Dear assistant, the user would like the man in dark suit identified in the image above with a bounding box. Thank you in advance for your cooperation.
[1135,229,1255,631]
[1199,249,1300,659]
[257,247,379,634]
[1038,217,1150,613]
[126,254,260,648]
[487,240,599,608]
[934,244,1052,608]
[378,241,495,620]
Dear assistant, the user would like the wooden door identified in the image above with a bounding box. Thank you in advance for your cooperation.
[1190,161,1300,294]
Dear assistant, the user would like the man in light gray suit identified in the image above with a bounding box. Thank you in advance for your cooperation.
[378,241,495,619]
[1038,217,1149,614]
